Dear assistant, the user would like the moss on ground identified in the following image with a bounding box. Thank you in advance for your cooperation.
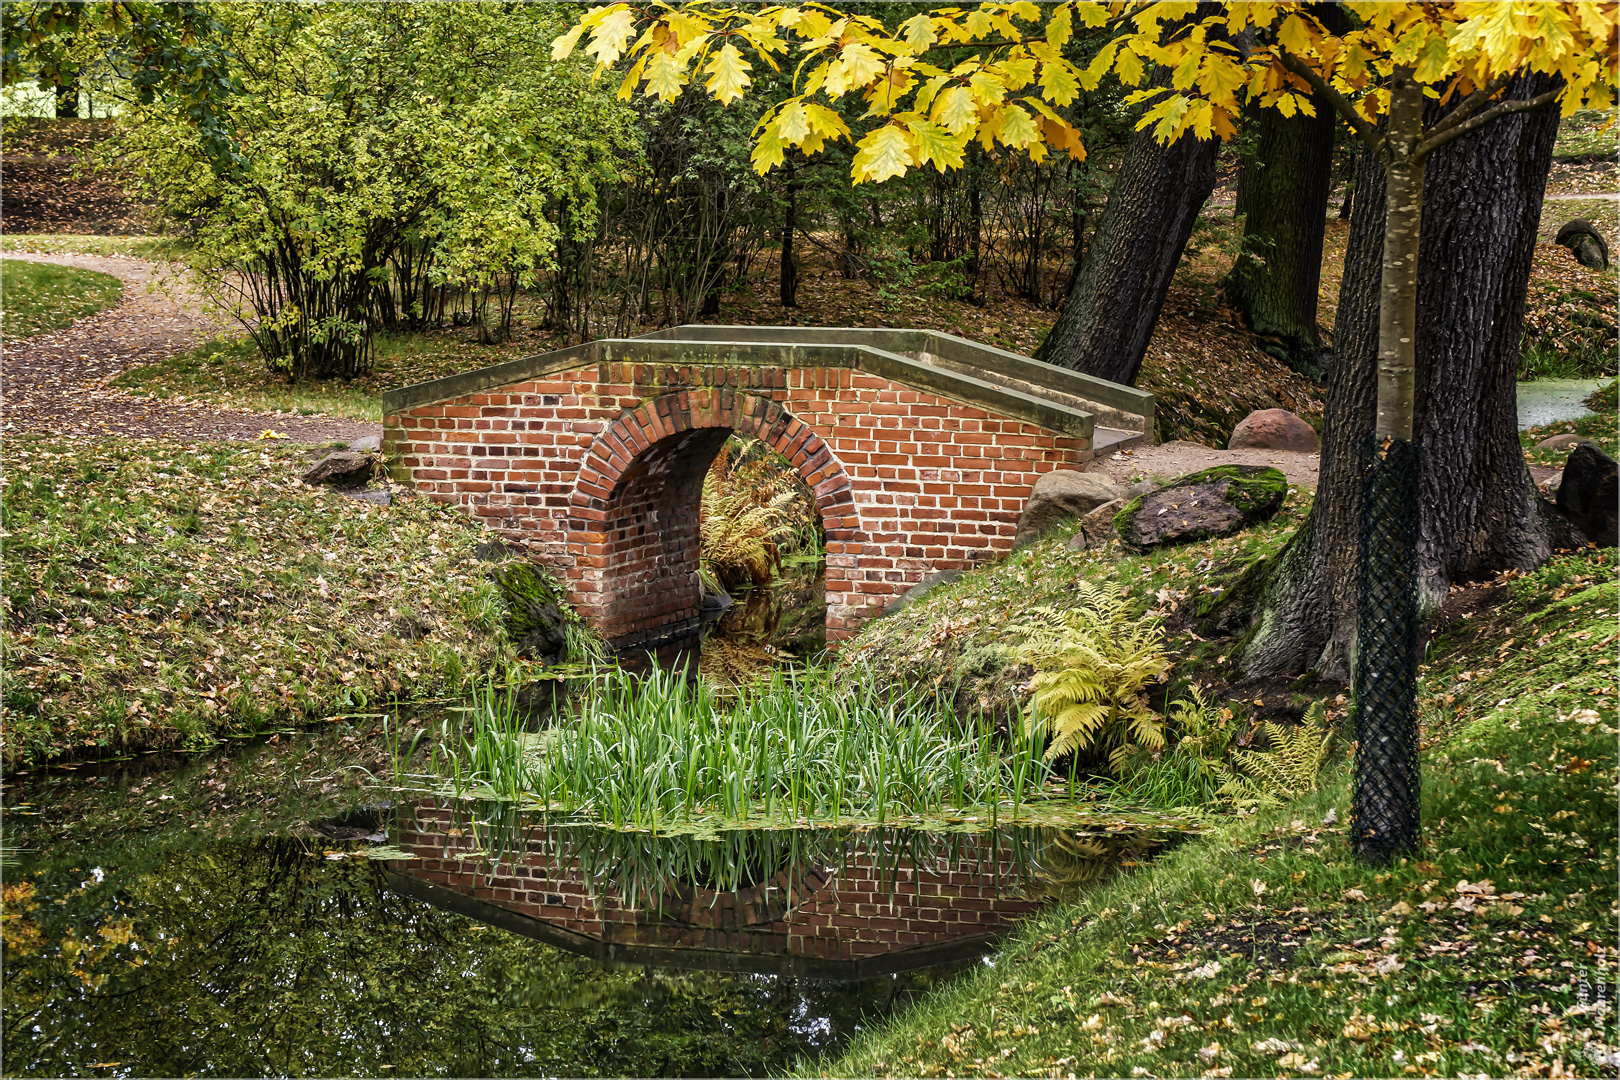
[814,545,1618,1080]
[0,436,529,768]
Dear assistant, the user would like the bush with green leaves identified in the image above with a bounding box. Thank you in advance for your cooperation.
[118,3,630,379]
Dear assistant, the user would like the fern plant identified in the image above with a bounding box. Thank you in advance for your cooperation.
[1218,700,1334,808]
[1015,581,1170,772]
[700,487,798,591]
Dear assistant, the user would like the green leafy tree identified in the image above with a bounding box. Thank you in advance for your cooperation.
[2,1,242,166]
[114,3,630,379]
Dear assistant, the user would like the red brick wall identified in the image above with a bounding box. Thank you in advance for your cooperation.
[384,360,1089,645]
[392,804,1040,965]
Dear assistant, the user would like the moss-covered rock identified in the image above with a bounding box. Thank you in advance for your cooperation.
[1114,465,1287,550]
[488,559,594,664]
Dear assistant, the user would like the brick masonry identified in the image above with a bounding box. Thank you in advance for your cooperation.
[383,358,1092,647]
[390,803,1041,972]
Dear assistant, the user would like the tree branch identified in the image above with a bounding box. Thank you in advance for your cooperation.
[1415,86,1562,159]
[1277,51,1382,154]
[1422,70,1518,140]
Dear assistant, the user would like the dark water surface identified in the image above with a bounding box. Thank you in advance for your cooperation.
[2,781,1175,1077]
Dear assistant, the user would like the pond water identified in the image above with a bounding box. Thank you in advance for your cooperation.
[2,778,1179,1077]
[1517,378,1605,429]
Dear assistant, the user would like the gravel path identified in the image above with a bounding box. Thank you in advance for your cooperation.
[1,253,379,444]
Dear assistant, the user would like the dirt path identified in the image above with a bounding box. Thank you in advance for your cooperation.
[1092,442,1323,490]
[1,253,379,443]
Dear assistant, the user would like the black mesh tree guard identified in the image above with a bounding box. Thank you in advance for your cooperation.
[1352,434,1422,864]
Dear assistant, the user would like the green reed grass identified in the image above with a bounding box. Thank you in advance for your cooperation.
[407,665,1057,828]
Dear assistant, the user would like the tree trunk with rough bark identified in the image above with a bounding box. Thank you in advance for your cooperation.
[1234,71,1563,683]
[1032,11,1225,385]
[1224,97,1337,376]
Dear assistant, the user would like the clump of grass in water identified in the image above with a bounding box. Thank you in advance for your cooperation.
[407,665,1057,828]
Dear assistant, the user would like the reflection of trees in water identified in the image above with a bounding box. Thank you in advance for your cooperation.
[4,836,927,1077]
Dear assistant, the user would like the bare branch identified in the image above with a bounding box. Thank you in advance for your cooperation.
[1423,70,1518,140]
[1415,86,1562,159]
[1277,51,1382,154]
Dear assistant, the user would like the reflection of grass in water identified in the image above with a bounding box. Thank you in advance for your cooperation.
[402,664,1065,829]
[409,799,1183,915]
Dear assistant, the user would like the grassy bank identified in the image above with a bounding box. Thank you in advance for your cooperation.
[1523,409,1620,468]
[0,258,123,340]
[0,436,522,768]
[108,328,554,422]
[811,479,1617,1077]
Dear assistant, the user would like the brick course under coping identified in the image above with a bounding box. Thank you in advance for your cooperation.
[382,340,1134,648]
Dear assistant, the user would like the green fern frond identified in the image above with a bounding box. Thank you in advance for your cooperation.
[1226,700,1334,803]
[1016,580,1170,773]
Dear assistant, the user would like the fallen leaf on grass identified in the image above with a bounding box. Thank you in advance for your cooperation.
[1252,1038,1303,1054]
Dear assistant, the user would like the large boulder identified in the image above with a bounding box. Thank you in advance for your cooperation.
[1558,442,1618,547]
[1115,465,1288,550]
[1014,471,1126,548]
[303,450,375,487]
[1227,409,1320,453]
[1536,432,1589,451]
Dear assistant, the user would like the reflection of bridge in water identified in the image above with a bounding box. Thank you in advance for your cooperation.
[385,801,1173,978]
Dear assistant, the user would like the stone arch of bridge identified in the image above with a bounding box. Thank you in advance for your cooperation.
[566,388,858,649]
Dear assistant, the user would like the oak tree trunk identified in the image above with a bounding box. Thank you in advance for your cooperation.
[1224,97,1336,376]
[1032,12,1225,385]
[1237,71,1563,682]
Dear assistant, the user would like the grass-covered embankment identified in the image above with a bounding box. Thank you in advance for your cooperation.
[0,436,523,768]
[0,258,123,340]
[815,521,1617,1075]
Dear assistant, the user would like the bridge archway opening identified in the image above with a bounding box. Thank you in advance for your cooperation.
[573,392,853,660]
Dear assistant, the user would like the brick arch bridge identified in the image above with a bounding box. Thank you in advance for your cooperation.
[382,326,1152,650]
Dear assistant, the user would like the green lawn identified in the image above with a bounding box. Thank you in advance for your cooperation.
[0,258,123,340]
[814,543,1618,1079]
[109,327,558,421]
[0,436,525,767]
[0,234,178,260]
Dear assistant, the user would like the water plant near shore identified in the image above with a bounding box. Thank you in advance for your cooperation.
[399,664,1061,828]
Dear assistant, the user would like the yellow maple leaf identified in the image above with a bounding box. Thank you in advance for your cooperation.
[900,13,936,51]
[994,102,1040,148]
[584,7,638,67]
[550,24,586,61]
[775,99,811,143]
[1046,3,1073,48]
[750,119,788,173]
[852,124,914,184]
[1276,13,1316,59]
[644,51,686,101]
[824,42,885,97]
